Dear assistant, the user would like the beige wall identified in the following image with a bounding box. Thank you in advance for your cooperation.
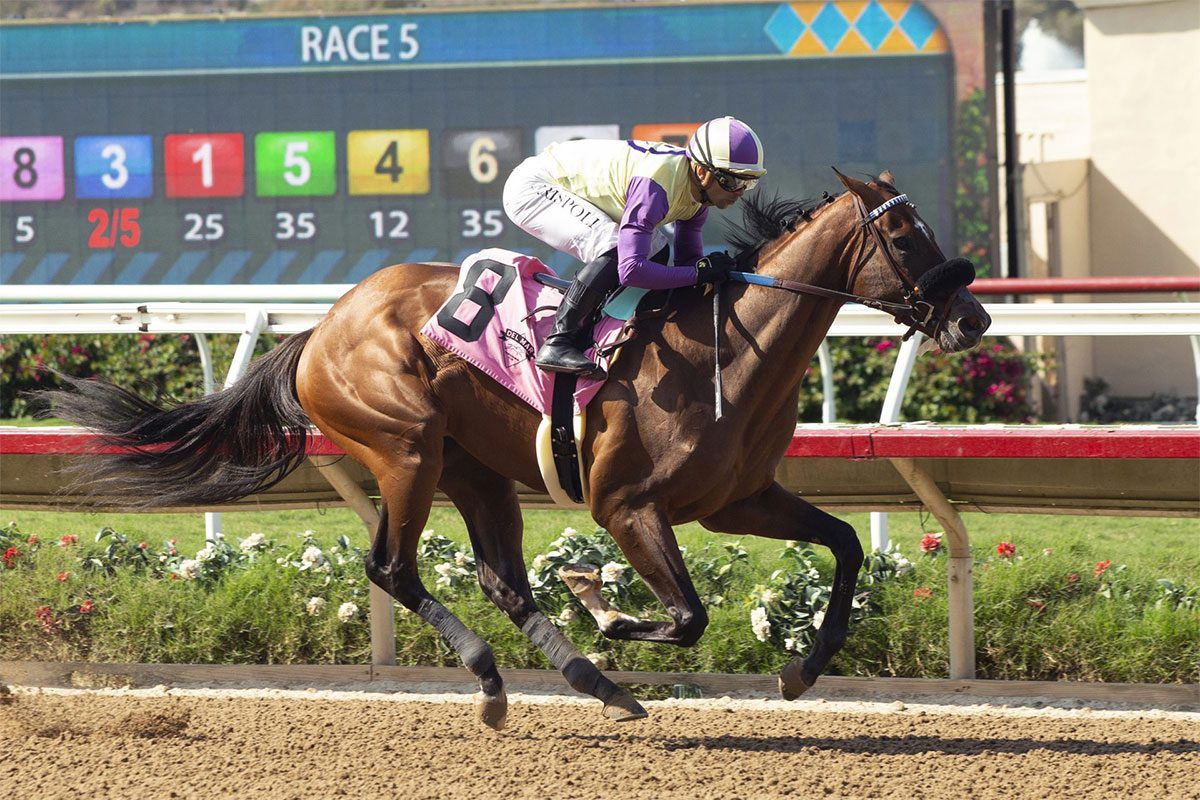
[1075,0,1199,400]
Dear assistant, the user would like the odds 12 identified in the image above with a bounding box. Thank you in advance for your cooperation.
[347,129,429,195]
[255,132,337,197]
[440,128,522,199]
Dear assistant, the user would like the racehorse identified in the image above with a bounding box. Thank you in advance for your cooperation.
[48,169,990,730]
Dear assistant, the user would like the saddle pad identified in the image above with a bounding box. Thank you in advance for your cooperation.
[420,248,626,415]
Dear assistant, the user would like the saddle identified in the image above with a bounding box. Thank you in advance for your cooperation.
[420,248,649,507]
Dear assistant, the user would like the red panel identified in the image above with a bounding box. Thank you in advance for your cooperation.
[972,276,1200,296]
[3,425,1197,460]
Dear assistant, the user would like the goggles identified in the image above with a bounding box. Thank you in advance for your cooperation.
[713,170,759,193]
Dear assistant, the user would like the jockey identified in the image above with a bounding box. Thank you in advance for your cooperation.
[502,116,766,380]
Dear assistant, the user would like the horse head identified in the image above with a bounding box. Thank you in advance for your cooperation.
[833,168,991,353]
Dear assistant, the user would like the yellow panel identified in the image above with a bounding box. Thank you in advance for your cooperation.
[839,1,870,24]
[789,1,827,25]
[789,29,832,56]
[922,27,949,53]
[877,26,917,54]
[347,129,430,195]
[880,1,910,24]
[835,28,874,55]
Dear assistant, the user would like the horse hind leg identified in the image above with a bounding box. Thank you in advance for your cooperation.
[438,441,647,722]
[363,452,507,730]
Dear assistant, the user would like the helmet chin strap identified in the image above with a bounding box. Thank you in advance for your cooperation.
[690,165,715,206]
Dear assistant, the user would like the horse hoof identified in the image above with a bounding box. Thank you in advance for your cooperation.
[474,689,508,731]
[603,690,649,722]
[778,660,814,701]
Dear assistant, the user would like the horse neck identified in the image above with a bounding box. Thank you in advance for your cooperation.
[735,196,862,356]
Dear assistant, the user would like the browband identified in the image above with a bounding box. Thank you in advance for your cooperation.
[862,193,913,223]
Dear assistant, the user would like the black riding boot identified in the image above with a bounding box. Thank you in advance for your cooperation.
[536,250,619,380]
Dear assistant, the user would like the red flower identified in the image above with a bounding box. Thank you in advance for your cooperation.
[56,571,71,581]
[1066,573,1080,585]
[1026,599,1046,612]
[35,605,59,633]
[875,339,895,353]
[138,542,148,550]
[913,587,933,600]
[60,534,79,547]
[26,535,38,544]
[79,599,94,614]
[1,546,19,569]
[920,533,942,554]
[996,541,1016,559]
[1094,560,1112,578]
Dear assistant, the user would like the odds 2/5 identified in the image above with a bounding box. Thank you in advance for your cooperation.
[299,23,419,63]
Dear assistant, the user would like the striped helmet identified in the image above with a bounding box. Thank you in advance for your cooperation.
[686,116,766,177]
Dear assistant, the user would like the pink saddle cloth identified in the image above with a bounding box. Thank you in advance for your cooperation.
[419,248,627,415]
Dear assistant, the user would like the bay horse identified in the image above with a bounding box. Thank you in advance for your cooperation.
[48,169,990,729]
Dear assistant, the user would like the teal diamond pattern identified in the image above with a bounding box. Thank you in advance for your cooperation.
[810,3,851,51]
[898,3,938,49]
[854,1,895,50]
[765,5,806,53]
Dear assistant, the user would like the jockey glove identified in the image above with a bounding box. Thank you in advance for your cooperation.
[695,251,736,285]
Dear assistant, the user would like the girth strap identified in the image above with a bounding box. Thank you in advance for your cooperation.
[550,373,584,504]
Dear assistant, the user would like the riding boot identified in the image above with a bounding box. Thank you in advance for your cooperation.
[536,250,619,380]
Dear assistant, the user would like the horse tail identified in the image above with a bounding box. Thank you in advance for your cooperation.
[46,329,315,508]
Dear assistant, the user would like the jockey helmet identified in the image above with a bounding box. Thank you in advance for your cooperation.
[686,116,766,178]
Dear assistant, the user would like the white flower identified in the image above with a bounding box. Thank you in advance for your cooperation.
[600,562,625,584]
[710,594,725,606]
[894,556,913,576]
[195,545,215,562]
[531,554,548,571]
[434,562,455,577]
[336,554,347,566]
[811,609,826,629]
[751,606,771,642]
[240,532,266,553]
[759,589,779,605]
[178,559,199,580]
[305,596,326,616]
[301,546,325,567]
[784,637,798,652]
[785,540,799,549]
[420,529,434,541]
[586,652,609,670]
[276,557,287,566]
[454,551,468,567]
[336,602,359,623]
[558,606,576,623]
[302,530,315,538]
[562,527,578,537]
[319,562,333,574]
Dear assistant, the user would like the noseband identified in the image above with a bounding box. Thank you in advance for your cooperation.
[732,191,973,342]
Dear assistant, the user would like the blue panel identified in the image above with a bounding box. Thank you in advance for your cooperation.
[204,250,252,284]
[0,253,25,283]
[70,252,116,284]
[855,1,895,50]
[162,251,208,283]
[764,5,805,54]
[74,135,153,199]
[115,252,160,284]
[899,4,938,49]
[296,250,345,283]
[250,251,297,284]
[28,253,70,283]
[810,4,850,51]
[345,249,391,282]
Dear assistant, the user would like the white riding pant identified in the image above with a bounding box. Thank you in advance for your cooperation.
[502,155,668,265]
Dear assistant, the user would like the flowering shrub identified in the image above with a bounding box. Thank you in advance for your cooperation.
[748,542,912,654]
[527,527,647,611]
[417,530,477,594]
[797,338,1043,423]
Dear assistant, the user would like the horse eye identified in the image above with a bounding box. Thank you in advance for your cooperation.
[892,235,912,252]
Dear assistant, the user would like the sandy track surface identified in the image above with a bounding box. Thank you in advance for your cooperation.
[3,687,1198,800]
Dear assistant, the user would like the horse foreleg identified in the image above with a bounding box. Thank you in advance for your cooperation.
[586,504,709,646]
[438,442,646,722]
[700,482,864,698]
[364,454,506,730]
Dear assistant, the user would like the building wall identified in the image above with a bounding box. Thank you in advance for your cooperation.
[1076,0,1199,401]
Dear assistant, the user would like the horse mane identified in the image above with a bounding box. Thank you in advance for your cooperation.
[722,190,833,264]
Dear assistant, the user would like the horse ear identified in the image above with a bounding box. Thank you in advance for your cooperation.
[879,169,896,186]
[831,166,867,194]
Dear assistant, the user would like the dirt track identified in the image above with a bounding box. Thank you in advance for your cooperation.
[3,688,1198,800]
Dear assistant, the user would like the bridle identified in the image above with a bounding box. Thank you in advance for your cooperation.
[708,188,974,419]
[730,191,970,342]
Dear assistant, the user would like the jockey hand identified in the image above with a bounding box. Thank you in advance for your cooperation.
[695,251,736,285]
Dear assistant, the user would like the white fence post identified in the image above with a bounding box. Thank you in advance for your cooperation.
[870,333,924,552]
